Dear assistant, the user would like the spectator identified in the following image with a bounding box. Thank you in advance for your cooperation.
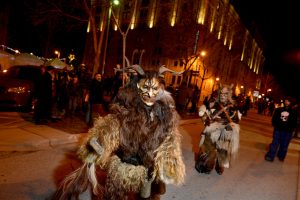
[166,84,175,96]
[184,85,194,110]
[48,67,60,120]
[67,75,82,117]
[78,64,91,113]
[85,73,104,126]
[34,65,53,124]
[56,71,70,118]
[263,99,269,115]
[257,98,264,114]
[268,100,275,116]
[243,96,251,116]
[265,97,298,162]
[102,72,124,112]
[189,85,200,114]
[176,82,189,113]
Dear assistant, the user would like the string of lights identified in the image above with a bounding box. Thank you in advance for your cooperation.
[1,44,20,54]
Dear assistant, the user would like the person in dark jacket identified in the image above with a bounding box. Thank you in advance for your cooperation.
[85,73,104,126]
[265,97,298,162]
[67,75,82,116]
[243,96,251,116]
[34,65,53,124]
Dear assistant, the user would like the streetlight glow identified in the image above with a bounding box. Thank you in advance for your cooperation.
[113,0,119,5]
[54,50,60,58]
[200,51,206,57]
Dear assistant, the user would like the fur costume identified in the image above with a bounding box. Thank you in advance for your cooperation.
[55,64,185,200]
[195,84,241,175]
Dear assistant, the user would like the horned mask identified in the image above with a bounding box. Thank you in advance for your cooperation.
[118,57,184,106]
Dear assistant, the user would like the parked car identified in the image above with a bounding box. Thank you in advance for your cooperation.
[0,65,42,111]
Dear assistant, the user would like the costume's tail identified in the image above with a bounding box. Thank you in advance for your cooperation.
[54,163,103,200]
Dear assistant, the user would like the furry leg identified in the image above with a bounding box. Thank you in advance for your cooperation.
[195,148,217,174]
[195,136,217,174]
[215,149,229,175]
[215,159,224,175]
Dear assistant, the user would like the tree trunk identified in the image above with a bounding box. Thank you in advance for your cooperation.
[91,11,107,77]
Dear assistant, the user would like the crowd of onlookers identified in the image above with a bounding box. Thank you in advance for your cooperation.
[32,64,204,126]
[32,64,299,138]
[168,81,201,115]
[255,98,276,116]
[33,64,123,126]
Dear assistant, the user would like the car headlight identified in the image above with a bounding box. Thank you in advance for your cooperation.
[8,87,27,93]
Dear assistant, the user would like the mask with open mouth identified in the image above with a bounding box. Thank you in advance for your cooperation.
[137,76,163,106]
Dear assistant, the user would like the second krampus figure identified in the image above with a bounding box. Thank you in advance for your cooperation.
[195,84,241,175]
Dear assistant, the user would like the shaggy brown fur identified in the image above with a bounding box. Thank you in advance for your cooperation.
[195,136,217,174]
[57,71,185,200]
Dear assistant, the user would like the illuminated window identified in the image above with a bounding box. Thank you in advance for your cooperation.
[87,20,90,33]
[99,15,104,32]
[171,0,179,26]
[229,32,234,50]
[210,9,216,32]
[197,0,206,24]
[241,31,248,61]
[148,0,157,28]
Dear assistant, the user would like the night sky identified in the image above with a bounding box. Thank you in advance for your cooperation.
[231,0,300,100]
[4,0,87,59]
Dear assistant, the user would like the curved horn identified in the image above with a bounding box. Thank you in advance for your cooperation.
[113,67,123,73]
[125,56,131,67]
[158,65,184,76]
[129,64,145,75]
[139,49,145,65]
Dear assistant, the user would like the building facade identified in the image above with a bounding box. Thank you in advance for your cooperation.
[86,0,265,101]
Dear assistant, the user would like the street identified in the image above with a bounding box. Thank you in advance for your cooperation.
[0,109,300,200]
[163,110,300,200]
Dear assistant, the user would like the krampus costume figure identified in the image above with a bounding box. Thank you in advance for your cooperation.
[195,84,241,175]
[56,64,185,200]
